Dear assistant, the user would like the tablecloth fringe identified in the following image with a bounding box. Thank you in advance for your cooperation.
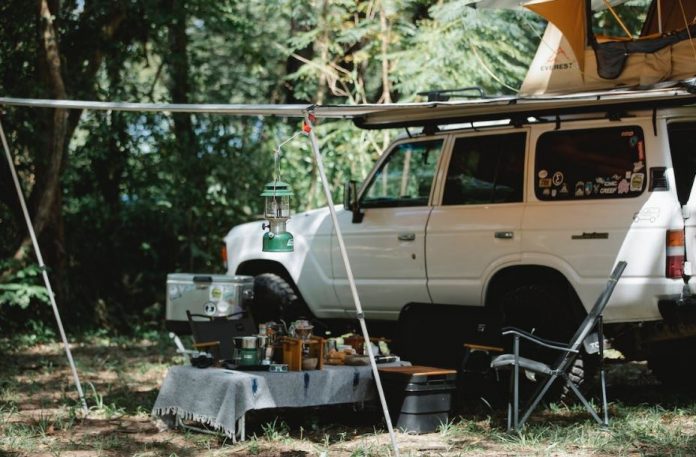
[152,406,235,438]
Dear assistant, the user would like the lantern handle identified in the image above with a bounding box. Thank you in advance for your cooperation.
[274,130,305,182]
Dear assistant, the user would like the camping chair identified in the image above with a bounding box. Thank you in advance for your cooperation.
[491,261,627,431]
[186,310,256,361]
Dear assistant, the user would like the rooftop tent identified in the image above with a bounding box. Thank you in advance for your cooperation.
[474,0,626,69]
[475,0,696,95]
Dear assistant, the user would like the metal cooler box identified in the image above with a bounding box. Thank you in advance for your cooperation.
[166,274,254,334]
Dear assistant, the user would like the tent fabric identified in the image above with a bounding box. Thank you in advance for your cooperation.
[593,24,696,79]
[524,0,587,71]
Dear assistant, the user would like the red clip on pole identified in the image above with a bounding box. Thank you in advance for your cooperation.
[302,113,316,134]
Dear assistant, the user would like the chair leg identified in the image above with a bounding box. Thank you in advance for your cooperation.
[598,315,609,426]
[565,377,603,425]
[517,373,559,430]
[513,335,520,431]
[502,361,515,430]
[599,367,609,426]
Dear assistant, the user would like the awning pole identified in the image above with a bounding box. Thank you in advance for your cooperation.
[304,112,400,457]
[0,117,89,415]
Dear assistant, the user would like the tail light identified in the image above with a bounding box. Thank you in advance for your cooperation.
[666,229,684,279]
[221,244,228,270]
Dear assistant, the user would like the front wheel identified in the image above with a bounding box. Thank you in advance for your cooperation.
[252,273,299,324]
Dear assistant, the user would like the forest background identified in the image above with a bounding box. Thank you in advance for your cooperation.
[0,0,649,334]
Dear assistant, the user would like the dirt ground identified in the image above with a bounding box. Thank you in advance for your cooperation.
[1,333,695,456]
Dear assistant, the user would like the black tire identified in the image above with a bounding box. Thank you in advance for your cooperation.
[498,283,596,400]
[500,283,578,343]
[252,273,298,324]
[648,338,696,391]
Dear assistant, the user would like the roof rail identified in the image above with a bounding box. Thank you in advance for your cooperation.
[416,87,485,102]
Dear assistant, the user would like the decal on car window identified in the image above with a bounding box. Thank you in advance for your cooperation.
[535,126,646,201]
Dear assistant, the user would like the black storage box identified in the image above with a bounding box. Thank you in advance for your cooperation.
[379,366,457,433]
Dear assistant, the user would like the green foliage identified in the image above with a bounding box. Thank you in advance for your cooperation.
[592,0,653,38]
[0,260,48,309]
[391,5,543,97]
[15,320,57,346]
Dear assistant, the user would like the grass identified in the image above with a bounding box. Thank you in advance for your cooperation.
[0,330,695,456]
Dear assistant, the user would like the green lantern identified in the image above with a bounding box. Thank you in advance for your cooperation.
[261,181,294,252]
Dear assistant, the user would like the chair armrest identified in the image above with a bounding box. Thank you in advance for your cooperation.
[501,327,578,353]
[193,341,220,349]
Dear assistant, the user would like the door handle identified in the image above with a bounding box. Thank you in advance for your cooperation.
[495,231,514,239]
[398,233,416,241]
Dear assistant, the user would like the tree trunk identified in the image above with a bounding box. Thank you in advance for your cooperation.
[12,0,73,299]
[166,0,198,270]
[4,2,128,299]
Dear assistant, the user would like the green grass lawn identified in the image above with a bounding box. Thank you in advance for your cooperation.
[1,330,695,456]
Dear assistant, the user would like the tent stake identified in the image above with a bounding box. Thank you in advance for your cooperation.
[304,113,400,457]
[0,117,89,415]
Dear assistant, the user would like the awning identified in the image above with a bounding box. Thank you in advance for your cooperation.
[2,83,696,130]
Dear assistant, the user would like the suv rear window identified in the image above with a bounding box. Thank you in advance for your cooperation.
[535,126,646,201]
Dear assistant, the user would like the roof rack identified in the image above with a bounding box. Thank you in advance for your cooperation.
[355,83,696,129]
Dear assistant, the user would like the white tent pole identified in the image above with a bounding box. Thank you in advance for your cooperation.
[0,117,89,415]
[303,113,400,457]
[657,0,663,35]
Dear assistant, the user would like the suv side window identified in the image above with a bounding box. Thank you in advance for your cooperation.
[535,126,646,200]
[362,139,443,208]
[443,133,526,205]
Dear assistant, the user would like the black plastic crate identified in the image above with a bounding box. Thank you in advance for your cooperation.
[379,366,456,433]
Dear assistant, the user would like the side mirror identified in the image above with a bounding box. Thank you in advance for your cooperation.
[343,180,364,223]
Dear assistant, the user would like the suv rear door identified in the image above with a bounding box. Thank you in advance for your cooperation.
[426,130,527,305]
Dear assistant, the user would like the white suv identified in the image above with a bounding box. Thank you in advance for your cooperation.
[224,91,696,386]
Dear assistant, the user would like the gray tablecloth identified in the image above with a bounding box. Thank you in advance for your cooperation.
[152,362,405,437]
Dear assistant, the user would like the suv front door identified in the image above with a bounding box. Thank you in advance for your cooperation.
[333,138,445,319]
